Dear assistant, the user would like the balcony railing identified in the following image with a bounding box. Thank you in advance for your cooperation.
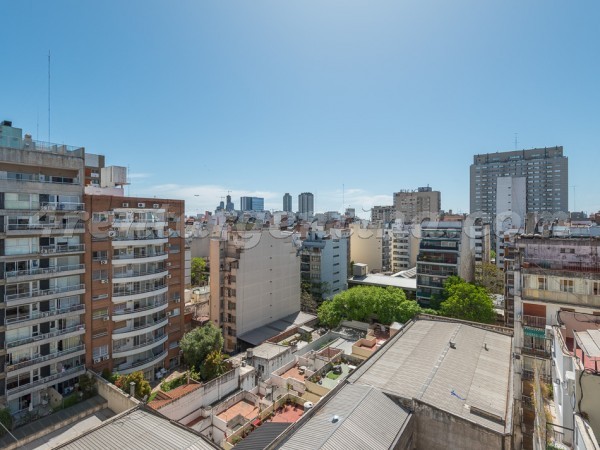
[112,267,167,279]
[40,202,85,211]
[113,334,166,354]
[116,350,167,372]
[113,297,168,316]
[5,264,85,279]
[112,317,168,335]
[7,344,85,372]
[112,251,167,261]
[523,315,546,328]
[522,258,600,274]
[5,303,85,325]
[40,244,85,254]
[0,173,80,185]
[522,346,550,358]
[7,365,85,396]
[5,283,85,301]
[6,324,85,349]
[112,234,167,241]
[113,284,167,297]
[6,222,84,232]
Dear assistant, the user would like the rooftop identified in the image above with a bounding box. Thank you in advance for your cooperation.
[55,406,217,450]
[148,381,203,411]
[251,342,291,360]
[348,274,416,291]
[238,311,317,346]
[348,318,513,435]
[217,399,258,422]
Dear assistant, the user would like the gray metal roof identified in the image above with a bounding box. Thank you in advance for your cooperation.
[234,422,292,450]
[251,342,290,360]
[575,329,600,357]
[278,384,411,450]
[348,319,513,435]
[56,407,218,450]
[348,274,417,291]
[238,311,317,346]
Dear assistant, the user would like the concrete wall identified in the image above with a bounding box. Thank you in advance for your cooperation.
[414,401,509,450]
[577,369,600,442]
[350,223,383,272]
[95,375,139,414]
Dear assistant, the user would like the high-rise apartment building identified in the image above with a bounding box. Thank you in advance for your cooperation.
[393,187,441,223]
[84,195,185,381]
[470,147,568,217]
[390,223,421,272]
[300,231,348,300]
[239,196,264,212]
[283,193,292,213]
[0,121,87,415]
[209,229,301,353]
[298,192,314,218]
[371,205,395,224]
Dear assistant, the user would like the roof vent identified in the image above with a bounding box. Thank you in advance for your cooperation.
[331,415,339,423]
[449,341,456,349]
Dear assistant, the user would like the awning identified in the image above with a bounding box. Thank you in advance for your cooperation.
[524,327,546,338]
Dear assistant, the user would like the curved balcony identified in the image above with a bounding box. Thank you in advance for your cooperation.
[5,284,85,307]
[112,220,167,230]
[40,201,85,212]
[6,303,85,330]
[117,350,168,375]
[112,298,169,321]
[6,365,86,401]
[111,252,168,265]
[111,237,169,248]
[112,268,169,284]
[7,344,86,376]
[5,264,85,283]
[6,222,85,236]
[112,334,168,359]
[111,285,168,304]
[6,324,86,349]
[111,317,168,340]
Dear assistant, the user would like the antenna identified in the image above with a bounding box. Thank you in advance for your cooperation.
[48,51,51,143]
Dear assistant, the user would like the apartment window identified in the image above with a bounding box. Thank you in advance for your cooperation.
[560,279,574,293]
[92,269,108,281]
[169,341,179,350]
[593,282,600,296]
[538,277,547,290]
[92,250,108,261]
[93,308,108,319]
[92,213,109,222]
[93,345,109,358]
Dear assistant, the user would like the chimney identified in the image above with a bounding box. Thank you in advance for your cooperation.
[130,382,136,397]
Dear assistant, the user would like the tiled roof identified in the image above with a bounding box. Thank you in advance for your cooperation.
[148,382,202,410]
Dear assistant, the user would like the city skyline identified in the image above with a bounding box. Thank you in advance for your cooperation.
[2,2,599,216]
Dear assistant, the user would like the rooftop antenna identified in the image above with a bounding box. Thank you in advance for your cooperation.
[514,133,518,150]
[48,50,51,142]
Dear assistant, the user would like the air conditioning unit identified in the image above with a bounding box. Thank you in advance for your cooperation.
[108,231,117,238]
[102,355,109,361]
[153,204,160,209]
[174,298,180,303]
[103,316,110,321]
[167,274,172,279]
[100,260,108,265]
[93,357,101,364]
[167,311,173,317]
[39,174,46,181]
[137,203,145,208]
[166,262,172,267]
[100,279,109,284]
[122,202,129,208]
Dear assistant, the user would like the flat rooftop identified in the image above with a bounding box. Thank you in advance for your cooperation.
[349,318,513,434]
[238,311,317,346]
[348,274,417,291]
[217,399,258,422]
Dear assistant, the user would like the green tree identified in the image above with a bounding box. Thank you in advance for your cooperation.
[317,299,344,328]
[191,257,207,286]
[180,323,224,369]
[116,371,151,400]
[476,262,505,295]
[0,408,13,436]
[439,278,496,324]
[200,350,228,381]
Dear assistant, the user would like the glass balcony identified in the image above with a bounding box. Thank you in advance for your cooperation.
[5,264,85,281]
[116,350,168,375]
[5,283,85,304]
[6,324,86,349]
[7,344,86,373]
[5,303,85,328]
[6,365,86,400]
[40,202,85,212]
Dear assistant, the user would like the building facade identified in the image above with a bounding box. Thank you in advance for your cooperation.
[370,205,395,225]
[0,121,87,416]
[470,146,568,217]
[239,197,264,212]
[300,231,348,300]
[282,193,292,213]
[297,192,314,218]
[84,195,186,381]
[393,186,441,223]
[390,222,421,272]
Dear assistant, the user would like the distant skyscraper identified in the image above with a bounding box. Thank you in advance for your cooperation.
[470,146,568,216]
[240,196,264,212]
[283,193,292,212]
[225,194,234,211]
[298,192,314,217]
[393,187,441,223]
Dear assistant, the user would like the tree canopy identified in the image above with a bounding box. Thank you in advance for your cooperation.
[439,276,496,324]
[191,257,208,286]
[200,350,228,381]
[114,371,151,400]
[317,286,420,328]
[180,322,224,369]
[476,262,505,295]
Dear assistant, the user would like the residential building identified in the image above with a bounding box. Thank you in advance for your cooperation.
[300,231,348,300]
[393,186,441,223]
[84,153,128,196]
[84,195,185,381]
[370,205,394,225]
[349,222,385,273]
[390,222,421,272]
[470,146,568,219]
[416,221,470,305]
[240,197,264,212]
[0,120,87,416]
[209,229,301,353]
[297,193,314,218]
[225,194,234,212]
[283,193,292,213]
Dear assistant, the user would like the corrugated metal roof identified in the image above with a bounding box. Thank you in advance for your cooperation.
[348,319,512,434]
[238,312,317,346]
[234,422,292,450]
[575,329,600,357]
[279,384,411,450]
[56,407,218,450]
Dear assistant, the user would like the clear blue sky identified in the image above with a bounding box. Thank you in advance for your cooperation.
[2,1,599,217]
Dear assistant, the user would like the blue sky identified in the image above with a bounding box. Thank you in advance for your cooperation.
[1,1,599,217]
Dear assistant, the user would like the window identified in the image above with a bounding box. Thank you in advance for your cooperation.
[92,250,108,261]
[593,282,600,296]
[92,269,108,281]
[538,277,547,290]
[93,345,109,358]
[560,279,574,293]
[93,308,108,319]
